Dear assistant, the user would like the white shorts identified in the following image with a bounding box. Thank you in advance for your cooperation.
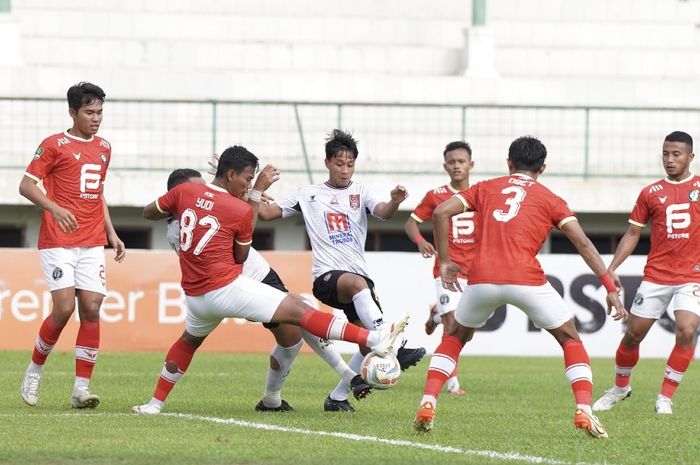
[455,282,572,330]
[185,275,287,337]
[39,246,106,295]
[631,281,700,319]
[434,277,467,321]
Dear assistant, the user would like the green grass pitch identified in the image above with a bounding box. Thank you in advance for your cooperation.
[1,350,697,465]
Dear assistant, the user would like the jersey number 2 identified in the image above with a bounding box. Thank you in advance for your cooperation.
[179,208,220,255]
[492,186,526,222]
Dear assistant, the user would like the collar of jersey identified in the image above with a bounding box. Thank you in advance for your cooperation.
[324,180,353,190]
[664,173,695,185]
[207,182,228,193]
[512,173,535,180]
[63,130,94,143]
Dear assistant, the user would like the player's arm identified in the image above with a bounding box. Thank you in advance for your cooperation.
[102,195,126,262]
[560,220,628,321]
[143,200,170,221]
[257,202,283,221]
[19,175,78,232]
[248,164,281,228]
[404,216,436,258]
[373,185,408,219]
[607,223,642,274]
[433,196,465,292]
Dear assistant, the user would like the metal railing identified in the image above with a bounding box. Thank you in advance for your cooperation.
[2,98,697,181]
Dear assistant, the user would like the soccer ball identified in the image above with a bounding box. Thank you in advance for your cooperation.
[360,351,401,389]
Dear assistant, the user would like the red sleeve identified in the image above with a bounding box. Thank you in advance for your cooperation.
[25,138,57,181]
[629,189,649,226]
[461,183,479,211]
[235,206,254,245]
[411,192,436,222]
[156,186,180,216]
[549,193,575,226]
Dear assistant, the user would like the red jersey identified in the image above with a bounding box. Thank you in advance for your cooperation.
[411,184,476,278]
[629,175,700,285]
[456,173,576,286]
[156,182,253,296]
[25,131,112,249]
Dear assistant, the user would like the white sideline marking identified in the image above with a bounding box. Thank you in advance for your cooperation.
[0,412,614,465]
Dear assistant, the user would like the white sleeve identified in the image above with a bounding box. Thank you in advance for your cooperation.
[363,184,385,220]
[165,219,180,255]
[276,188,303,219]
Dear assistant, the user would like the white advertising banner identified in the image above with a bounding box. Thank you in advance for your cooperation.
[343,252,693,360]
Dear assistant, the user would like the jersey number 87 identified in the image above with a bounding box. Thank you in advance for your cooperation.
[179,208,220,255]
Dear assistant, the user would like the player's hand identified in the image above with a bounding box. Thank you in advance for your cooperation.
[390,185,408,204]
[253,164,280,192]
[608,268,623,290]
[51,206,78,233]
[418,240,436,258]
[605,292,628,322]
[261,192,275,204]
[207,153,220,176]
[108,233,126,263]
[440,261,463,292]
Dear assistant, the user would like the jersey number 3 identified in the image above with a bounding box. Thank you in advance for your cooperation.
[493,186,526,222]
[179,208,220,255]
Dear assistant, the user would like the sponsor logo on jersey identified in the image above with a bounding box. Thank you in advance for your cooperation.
[633,293,644,306]
[204,191,214,198]
[52,267,63,281]
[99,152,107,164]
[349,194,360,210]
[658,195,667,203]
[309,195,316,202]
[73,152,81,160]
[330,195,339,205]
[33,147,43,160]
[325,212,353,244]
[689,189,699,202]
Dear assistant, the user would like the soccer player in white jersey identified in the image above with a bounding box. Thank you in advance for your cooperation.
[132,147,407,415]
[404,141,477,397]
[257,129,426,412]
[164,168,372,411]
[593,131,700,415]
[19,82,126,409]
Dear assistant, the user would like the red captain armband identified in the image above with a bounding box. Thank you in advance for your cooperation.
[599,273,617,293]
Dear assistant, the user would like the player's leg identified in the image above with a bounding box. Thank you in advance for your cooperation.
[256,323,303,412]
[594,281,670,412]
[656,289,700,414]
[21,248,78,407]
[424,303,439,335]
[441,311,465,396]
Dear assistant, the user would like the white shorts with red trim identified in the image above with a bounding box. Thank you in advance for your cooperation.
[185,275,286,337]
[455,282,572,330]
[39,246,106,295]
[631,281,700,319]
[433,277,467,320]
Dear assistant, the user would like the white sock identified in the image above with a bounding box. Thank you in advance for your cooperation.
[329,351,364,401]
[148,397,164,409]
[577,404,592,415]
[27,361,43,375]
[262,339,303,408]
[420,394,437,408]
[73,376,90,391]
[351,288,385,329]
[301,330,355,384]
[613,385,629,395]
[445,376,461,392]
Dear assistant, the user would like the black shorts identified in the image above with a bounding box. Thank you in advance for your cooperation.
[262,268,288,329]
[312,270,382,324]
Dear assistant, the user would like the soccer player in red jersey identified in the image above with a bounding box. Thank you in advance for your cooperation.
[593,131,700,415]
[132,146,407,415]
[413,136,627,438]
[404,141,476,396]
[19,82,126,409]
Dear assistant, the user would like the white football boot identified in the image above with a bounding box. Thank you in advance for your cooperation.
[655,395,673,414]
[70,386,101,409]
[371,313,410,356]
[592,385,632,411]
[20,371,41,407]
[131,403,162,415]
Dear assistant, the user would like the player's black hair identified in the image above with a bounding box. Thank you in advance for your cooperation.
[508,136,547,172]
[216,145,259,178]
[443,141,472,158]
[167,168,202,190]
[325,129,359,160]
[67,82,106,111]
[664,131,693,151]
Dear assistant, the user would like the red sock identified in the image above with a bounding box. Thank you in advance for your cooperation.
[614,342,639,388]
[660,345,695,399]
[32,315,65,365]
[424,335,464,398]
[154,339,198,402]
[300,309,369,346]
[75,321,100,379]
[563,339,592,406]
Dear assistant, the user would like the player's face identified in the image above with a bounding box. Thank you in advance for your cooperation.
[224,166,256,199]
[443,149,473,183]
[325,152,355,188]
[69,100,103,138]
[662,141,694,180]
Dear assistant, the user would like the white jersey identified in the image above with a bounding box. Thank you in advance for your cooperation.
[276,181,383,279]
[166,219,270,280]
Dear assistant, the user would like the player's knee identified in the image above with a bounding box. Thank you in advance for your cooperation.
[675,325,697,346]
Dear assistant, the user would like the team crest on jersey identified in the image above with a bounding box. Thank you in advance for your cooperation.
[349,194,360,210]
[52,267,63,281]
[633,293,644,306]
[99,152,107,164]
[689,189,699,202]
[33,147,43,160]
[439,294,450,305]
